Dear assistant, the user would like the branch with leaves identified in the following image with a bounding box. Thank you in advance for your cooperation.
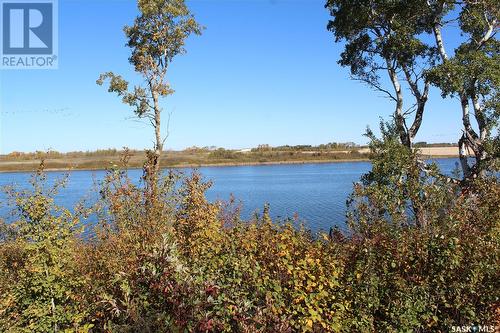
[97,0,203,181]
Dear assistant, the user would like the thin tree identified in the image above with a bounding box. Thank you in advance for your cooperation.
[97,0,203,190]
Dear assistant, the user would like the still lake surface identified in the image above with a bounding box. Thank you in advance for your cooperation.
[0,158,459,232]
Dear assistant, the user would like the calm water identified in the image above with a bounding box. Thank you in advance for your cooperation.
[0,159,460,232]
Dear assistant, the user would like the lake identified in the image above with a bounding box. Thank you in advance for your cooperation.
[0,158,460,232]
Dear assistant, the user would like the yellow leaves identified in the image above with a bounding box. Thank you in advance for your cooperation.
[173,172,223,258]
[1,166,354,332]
[283,253,344,332]
[306,257,317,266]
[0,293,15,315]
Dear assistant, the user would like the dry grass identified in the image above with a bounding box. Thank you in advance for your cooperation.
[0,147,459,172]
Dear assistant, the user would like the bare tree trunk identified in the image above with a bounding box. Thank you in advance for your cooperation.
[471,94,488,177]
[472,94,487,142]
[461,95,478,147]
[433,22,492,180]
[460,97,479,179]
[387,62,432,228]
[433,25,448,62]
[386,62,411,148]
[153,91,163,175]
[145,91,162,206]
[402,65,430,143]
[143,83,164,217]
[408,102,425,141]
[458,135,471,178]
[433,24,475,179]
[460,93,487,179]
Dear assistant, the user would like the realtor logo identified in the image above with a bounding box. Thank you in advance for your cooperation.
[1,0,58,69]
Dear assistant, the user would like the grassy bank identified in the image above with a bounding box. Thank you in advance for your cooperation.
[0,149,370,172]
[0,147,460,172]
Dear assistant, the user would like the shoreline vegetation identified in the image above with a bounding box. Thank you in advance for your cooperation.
[1,140,498,332]
[0,145,460,173]
[1,0,499,329]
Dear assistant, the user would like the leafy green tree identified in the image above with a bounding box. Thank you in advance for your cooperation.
[426,0,499,178]
[326,0,499,179]
[97,0,203,188]
[349,121,456,228]
[325,0,436,148]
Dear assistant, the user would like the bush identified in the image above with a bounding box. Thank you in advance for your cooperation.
[341,123,500,331]
[0,137,498,332]
[0,171,92,332]
[208,149,241,160]
[341,178,499,331]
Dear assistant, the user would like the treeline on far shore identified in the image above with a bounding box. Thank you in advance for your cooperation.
[1,141,459,161]
[1,142,364,161]
[0,148,370,173]
[0,141,460,173]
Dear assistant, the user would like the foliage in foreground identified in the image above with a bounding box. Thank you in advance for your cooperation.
[0,140,499,332]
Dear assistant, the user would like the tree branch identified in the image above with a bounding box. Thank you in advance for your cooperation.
[353,76,398,102]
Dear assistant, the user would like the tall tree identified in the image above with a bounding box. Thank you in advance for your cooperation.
[327,0,499,180]
[426,0,499,179]
[326,0,443,227]
[97,0,203,184]
[325,0,437,149]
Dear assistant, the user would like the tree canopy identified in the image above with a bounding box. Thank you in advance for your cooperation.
[326,0,499,179]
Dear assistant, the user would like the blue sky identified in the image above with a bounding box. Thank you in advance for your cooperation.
[0,0,463,153]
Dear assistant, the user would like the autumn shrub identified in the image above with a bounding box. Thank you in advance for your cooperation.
[0,135,498,332]
[0,170,92,332]
[340,185,499,332]
[73,159,183,331]
[340,124,500,332]
[173,200,347,332]
[79,169,347,332]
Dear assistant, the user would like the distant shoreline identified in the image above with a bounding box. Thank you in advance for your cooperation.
[0,158,371,174]
[0,155,459,174]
